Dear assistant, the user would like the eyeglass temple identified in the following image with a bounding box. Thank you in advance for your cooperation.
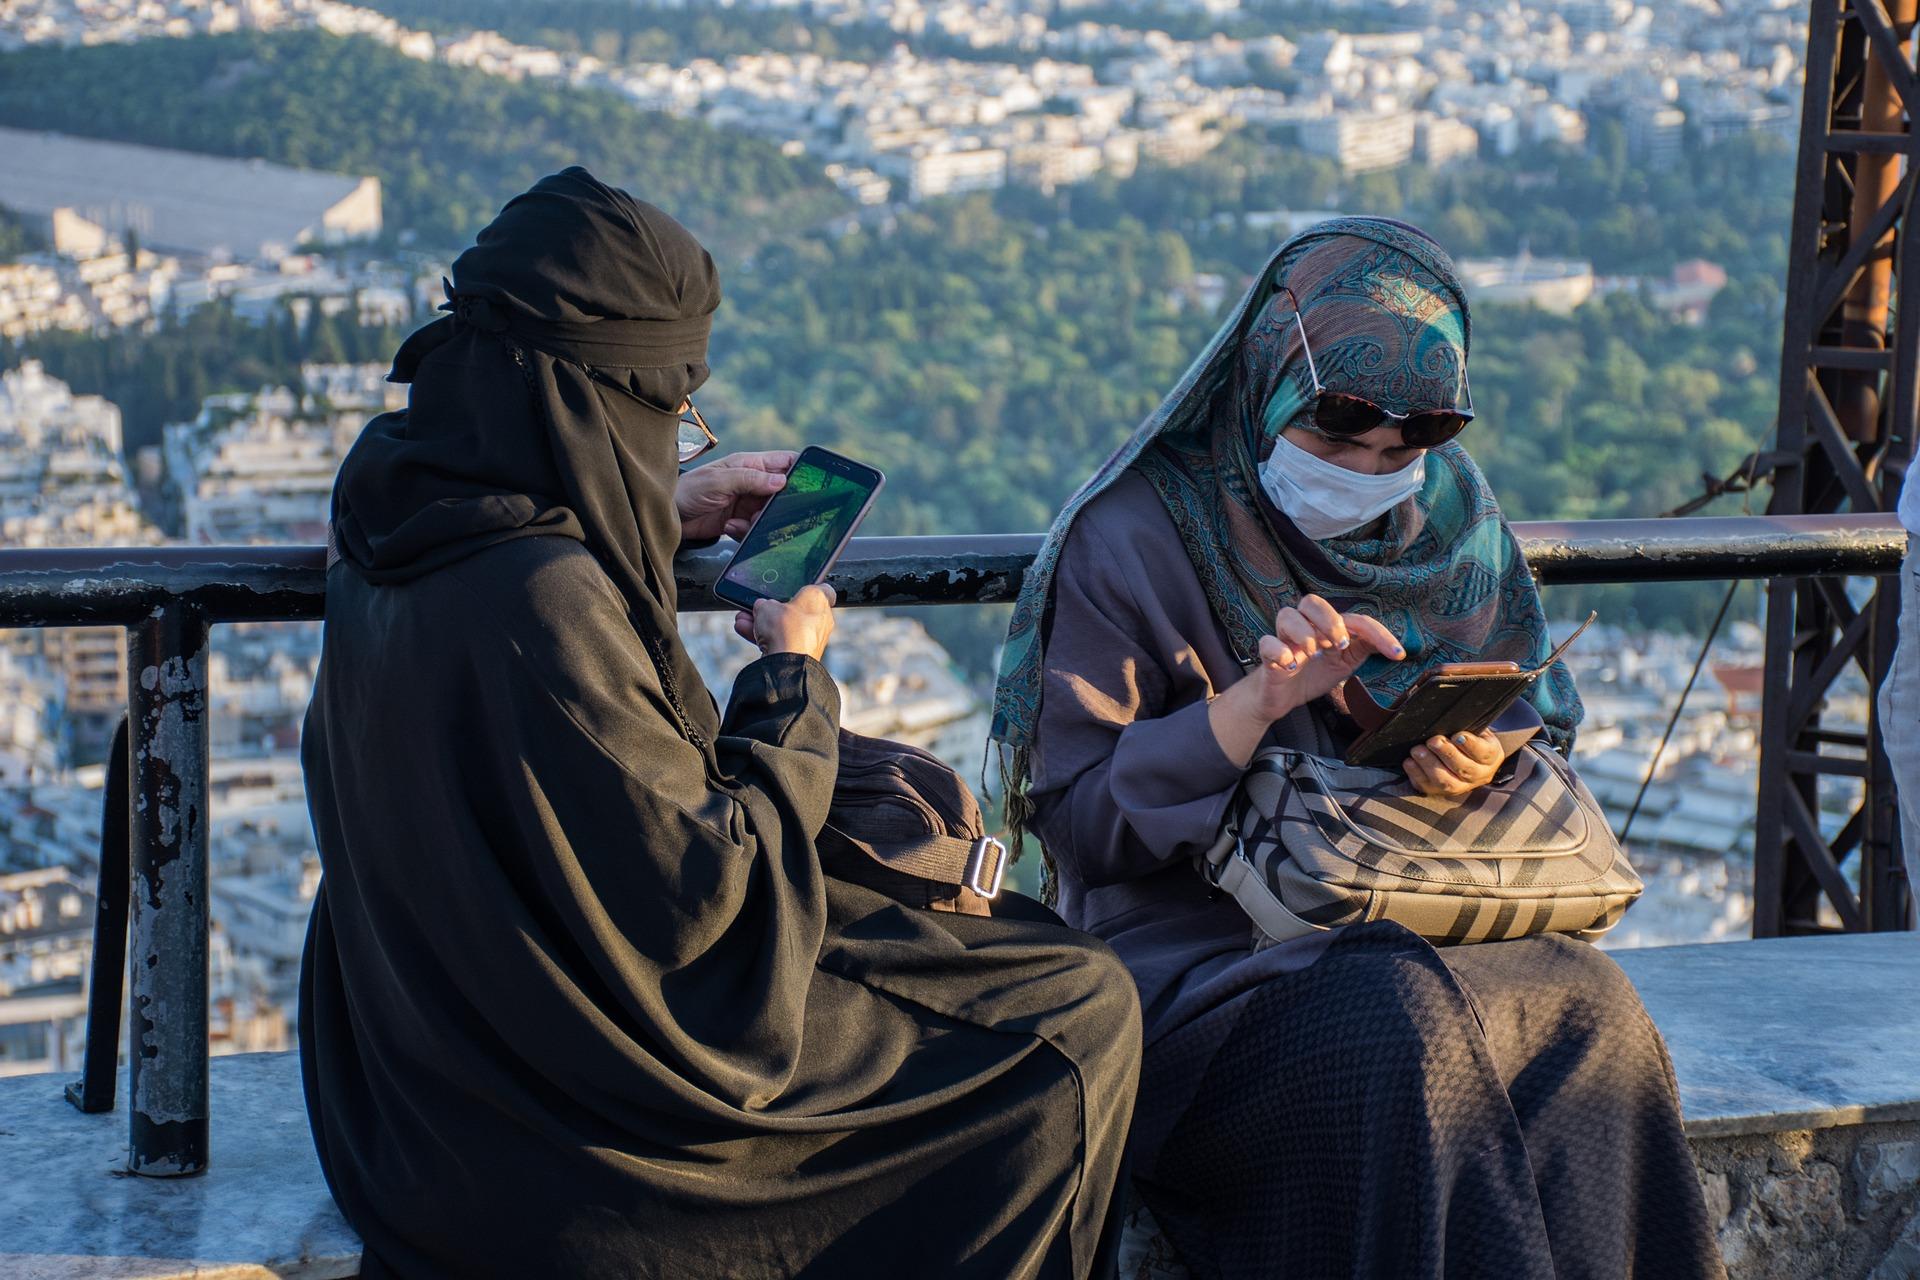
[1281,288,1323,394]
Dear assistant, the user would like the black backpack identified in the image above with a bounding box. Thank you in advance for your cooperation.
[819,730,1009,916]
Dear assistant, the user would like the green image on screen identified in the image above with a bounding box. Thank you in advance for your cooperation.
[722,459,872,601]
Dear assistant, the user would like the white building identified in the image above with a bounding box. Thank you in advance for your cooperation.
[163,377,366,544]
[0,360,119,456]
[1626,104,1688,168]
[1298,111,1416,174]
[0,262,90,339]
[906,148,1009,200]
[0,362,158,756]
[1457,255,1598,315]
[0,867,92,1077]
[213,857,319,970]
[1416,115,1481,169]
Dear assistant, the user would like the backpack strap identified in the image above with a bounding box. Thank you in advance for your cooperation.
[821,824,1008,899]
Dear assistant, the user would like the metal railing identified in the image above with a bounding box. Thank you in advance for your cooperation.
[1,511,1905,1177]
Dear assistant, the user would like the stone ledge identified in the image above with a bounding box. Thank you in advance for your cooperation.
[0,1053,358,1280]
[3,934,1917,1279]
[1611,934,1920,1140]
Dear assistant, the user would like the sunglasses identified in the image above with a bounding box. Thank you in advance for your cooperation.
[1275,286,1474,448]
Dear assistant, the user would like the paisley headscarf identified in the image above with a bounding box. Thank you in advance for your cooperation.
[991,217,1581,847]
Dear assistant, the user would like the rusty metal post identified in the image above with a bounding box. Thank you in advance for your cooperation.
[125,603,211,1177]
[1761,0,1920,934]
[1835,0,1918,442]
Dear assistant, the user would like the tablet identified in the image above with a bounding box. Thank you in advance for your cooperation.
[1343,613,1594,770]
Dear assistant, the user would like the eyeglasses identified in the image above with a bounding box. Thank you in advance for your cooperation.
[1275,286,1474,448]
[677,399,718,465]
[582,363,720,465]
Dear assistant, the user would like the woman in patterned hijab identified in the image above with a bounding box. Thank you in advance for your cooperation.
[994,219,1721,1278]
[994,218,1577,812]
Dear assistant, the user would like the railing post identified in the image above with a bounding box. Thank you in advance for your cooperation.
[64,715,131,1114]
[125,603,211,1177]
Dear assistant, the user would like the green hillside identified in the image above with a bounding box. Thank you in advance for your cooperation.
[0,31,1799,667]
[0,31,844,253]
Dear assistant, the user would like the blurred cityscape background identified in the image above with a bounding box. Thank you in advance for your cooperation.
[0,0,1843,1076]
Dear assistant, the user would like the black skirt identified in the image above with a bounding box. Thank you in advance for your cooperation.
[1135,922,1724,1280]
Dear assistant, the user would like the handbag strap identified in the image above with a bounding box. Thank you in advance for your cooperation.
[822,823,1008,898]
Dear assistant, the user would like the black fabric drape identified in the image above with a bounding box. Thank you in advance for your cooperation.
[331,166,719,745]
[301,168,1140,1278]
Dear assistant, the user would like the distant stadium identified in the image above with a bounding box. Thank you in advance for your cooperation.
[0,127,380,262]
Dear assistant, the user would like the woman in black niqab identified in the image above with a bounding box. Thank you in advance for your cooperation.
[300,167,1140,1279]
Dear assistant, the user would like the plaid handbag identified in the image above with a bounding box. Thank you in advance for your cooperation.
[1197,742,1641,946]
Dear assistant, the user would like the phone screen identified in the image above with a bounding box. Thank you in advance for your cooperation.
[718,450,881,605]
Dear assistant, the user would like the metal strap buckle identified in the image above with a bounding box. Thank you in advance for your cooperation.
[965,836,1007,899]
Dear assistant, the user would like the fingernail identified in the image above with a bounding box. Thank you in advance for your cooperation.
[1391,647,1406,658]
[1284,660,1299,672]
[1337,638,1351,651]
[1453,733,1467,746]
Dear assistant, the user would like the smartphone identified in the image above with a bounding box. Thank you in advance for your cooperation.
[712,446,885,612]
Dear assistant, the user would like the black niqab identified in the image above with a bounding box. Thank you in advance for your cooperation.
[333,165,718,742]
[301,168,1138,1279]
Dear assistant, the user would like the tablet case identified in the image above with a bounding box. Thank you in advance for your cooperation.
[1342,613,1595,769]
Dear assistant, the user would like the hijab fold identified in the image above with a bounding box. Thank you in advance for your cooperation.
[992,217,1581,851]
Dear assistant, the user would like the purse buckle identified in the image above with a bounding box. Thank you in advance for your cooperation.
[965,836,1007,899]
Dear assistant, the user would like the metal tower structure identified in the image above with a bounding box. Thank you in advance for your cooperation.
[1759,0,1917,934]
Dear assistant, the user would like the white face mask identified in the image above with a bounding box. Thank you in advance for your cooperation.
[1258,431,1427,541]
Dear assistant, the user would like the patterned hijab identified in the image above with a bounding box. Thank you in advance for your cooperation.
[991,218,1581,843]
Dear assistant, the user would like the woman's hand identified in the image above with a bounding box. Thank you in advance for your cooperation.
[675,450,798,544]
[733,584,836,661]
[1404,729,1503,798]
[1208,595,1404,768]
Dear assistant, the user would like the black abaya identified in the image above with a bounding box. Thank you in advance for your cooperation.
[299,170,1140,1279]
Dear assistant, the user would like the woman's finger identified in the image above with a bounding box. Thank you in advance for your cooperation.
[1450,729,1503,767]
[708,450,798,477]
[701,462,787,502]
[733,610,756,642]
[791,582,836,612]
[1425,735,1478,776]
[1297,595,1349,651]
[1344,614,1406,660]
[1403,754,1433,793]
[745,449,801,474]
[1274,609,1320,655]
[1256,634,1301,673]
[1410,745,1467,792]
